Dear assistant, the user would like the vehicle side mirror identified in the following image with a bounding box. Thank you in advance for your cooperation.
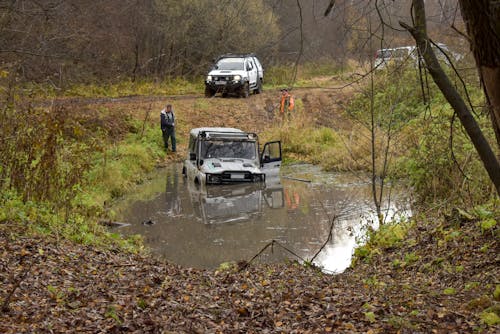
[263,155,270,163]
[246,65,251,71]
[190,153,196,161]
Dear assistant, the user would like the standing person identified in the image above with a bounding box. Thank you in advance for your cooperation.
[160,104,176,152]
[279,89,295,120]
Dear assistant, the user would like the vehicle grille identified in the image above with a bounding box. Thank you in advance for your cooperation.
[221,171,252,180]
[214,76,232,82]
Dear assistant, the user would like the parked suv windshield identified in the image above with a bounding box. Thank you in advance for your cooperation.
[215,58,244,71]
[201,140,256,159]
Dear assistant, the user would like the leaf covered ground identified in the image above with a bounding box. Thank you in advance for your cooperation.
[1,213,498,333]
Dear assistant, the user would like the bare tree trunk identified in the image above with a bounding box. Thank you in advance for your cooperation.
[368,16,382,222]
[400,0,500,197]
[458,0,500,151]
[132,42,139,82]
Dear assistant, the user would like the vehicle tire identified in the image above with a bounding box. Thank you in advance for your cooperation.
[221,92,228,98]
[255,79,263,94]
[182,166,187,177]
[240,82,250,98]
[205,86,215,97]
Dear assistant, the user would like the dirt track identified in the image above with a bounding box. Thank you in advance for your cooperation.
[67,82,356,149]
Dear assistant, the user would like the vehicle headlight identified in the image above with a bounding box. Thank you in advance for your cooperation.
[207,174,221,184]
[234,75,241,81]
[206,75,212,82]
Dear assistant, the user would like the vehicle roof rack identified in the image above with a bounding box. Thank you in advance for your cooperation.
[216,53,257,60]
[198,130,258,140]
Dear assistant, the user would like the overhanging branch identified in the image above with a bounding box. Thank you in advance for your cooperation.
[399,0,500,197]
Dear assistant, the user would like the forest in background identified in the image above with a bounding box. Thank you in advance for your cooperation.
[1,0,469,85]
[1,1,499,331]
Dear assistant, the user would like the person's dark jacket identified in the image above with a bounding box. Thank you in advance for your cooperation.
[160,109,175,131]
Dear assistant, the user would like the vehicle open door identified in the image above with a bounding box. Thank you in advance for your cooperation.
[260,141,282,177]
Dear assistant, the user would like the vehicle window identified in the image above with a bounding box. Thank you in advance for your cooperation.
[201,140,256,160]
[262,142,280,161]
[246,60,253,70]
[253,57,261,69]
[216,59,244,70]
[376,50,392,59]
[393,49,409,58]
[188,137,195,152]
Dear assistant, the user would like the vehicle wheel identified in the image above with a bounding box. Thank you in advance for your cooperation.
[255,79,263,94]
[205,86,215,97]
[240,82,250,98]
[221,92,228,98]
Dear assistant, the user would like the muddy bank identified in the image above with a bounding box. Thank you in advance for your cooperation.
[1,215,497,333]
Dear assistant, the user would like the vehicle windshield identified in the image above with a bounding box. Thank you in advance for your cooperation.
[201,140,256,160]
[215,59,244,71]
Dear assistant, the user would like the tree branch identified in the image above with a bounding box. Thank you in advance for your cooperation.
[400,0,500,197]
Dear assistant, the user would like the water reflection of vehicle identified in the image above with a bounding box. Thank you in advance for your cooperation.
[187,177,284,224]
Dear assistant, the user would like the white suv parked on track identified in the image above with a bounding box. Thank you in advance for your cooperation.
[205,54,264,98]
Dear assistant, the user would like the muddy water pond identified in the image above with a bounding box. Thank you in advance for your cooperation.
[114,164,411,273]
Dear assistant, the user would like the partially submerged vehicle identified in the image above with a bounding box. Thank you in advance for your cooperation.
[183,127,281,185]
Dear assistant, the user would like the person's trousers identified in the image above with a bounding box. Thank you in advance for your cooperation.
[162,127,176,151]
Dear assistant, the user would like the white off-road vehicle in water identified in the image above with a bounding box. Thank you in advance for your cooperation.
[182,128,281,185]
[204,54,264,98]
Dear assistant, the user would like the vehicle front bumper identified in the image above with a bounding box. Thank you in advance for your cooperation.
[205,80,244,93]
[206,172,265,185]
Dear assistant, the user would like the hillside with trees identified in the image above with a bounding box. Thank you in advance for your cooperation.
[1,0,499,332]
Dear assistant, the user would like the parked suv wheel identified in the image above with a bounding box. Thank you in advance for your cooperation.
[205,86,215,97]
[240,82,250,98]
[255,79,263,94]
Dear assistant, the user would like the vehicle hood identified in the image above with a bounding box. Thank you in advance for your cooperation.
[207,69,247,77]
[200,158,261,174]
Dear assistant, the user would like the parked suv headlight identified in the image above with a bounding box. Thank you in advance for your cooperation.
[206,75,212,82]
[233,75,241,82]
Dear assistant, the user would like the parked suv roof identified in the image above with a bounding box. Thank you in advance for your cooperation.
[216,53,257,60]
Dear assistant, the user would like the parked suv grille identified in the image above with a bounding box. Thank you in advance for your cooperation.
[214,76,232,81]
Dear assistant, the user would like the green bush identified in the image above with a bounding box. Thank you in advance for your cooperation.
[353,221,411,265]
[344,66,497,205]
[0,82,163,250]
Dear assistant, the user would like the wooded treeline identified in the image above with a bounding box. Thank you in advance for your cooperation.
[0,0,281,83]
[1,0,465,86]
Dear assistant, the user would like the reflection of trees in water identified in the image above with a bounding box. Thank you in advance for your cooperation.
[165,164,181,215]
[280,181,356,258]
